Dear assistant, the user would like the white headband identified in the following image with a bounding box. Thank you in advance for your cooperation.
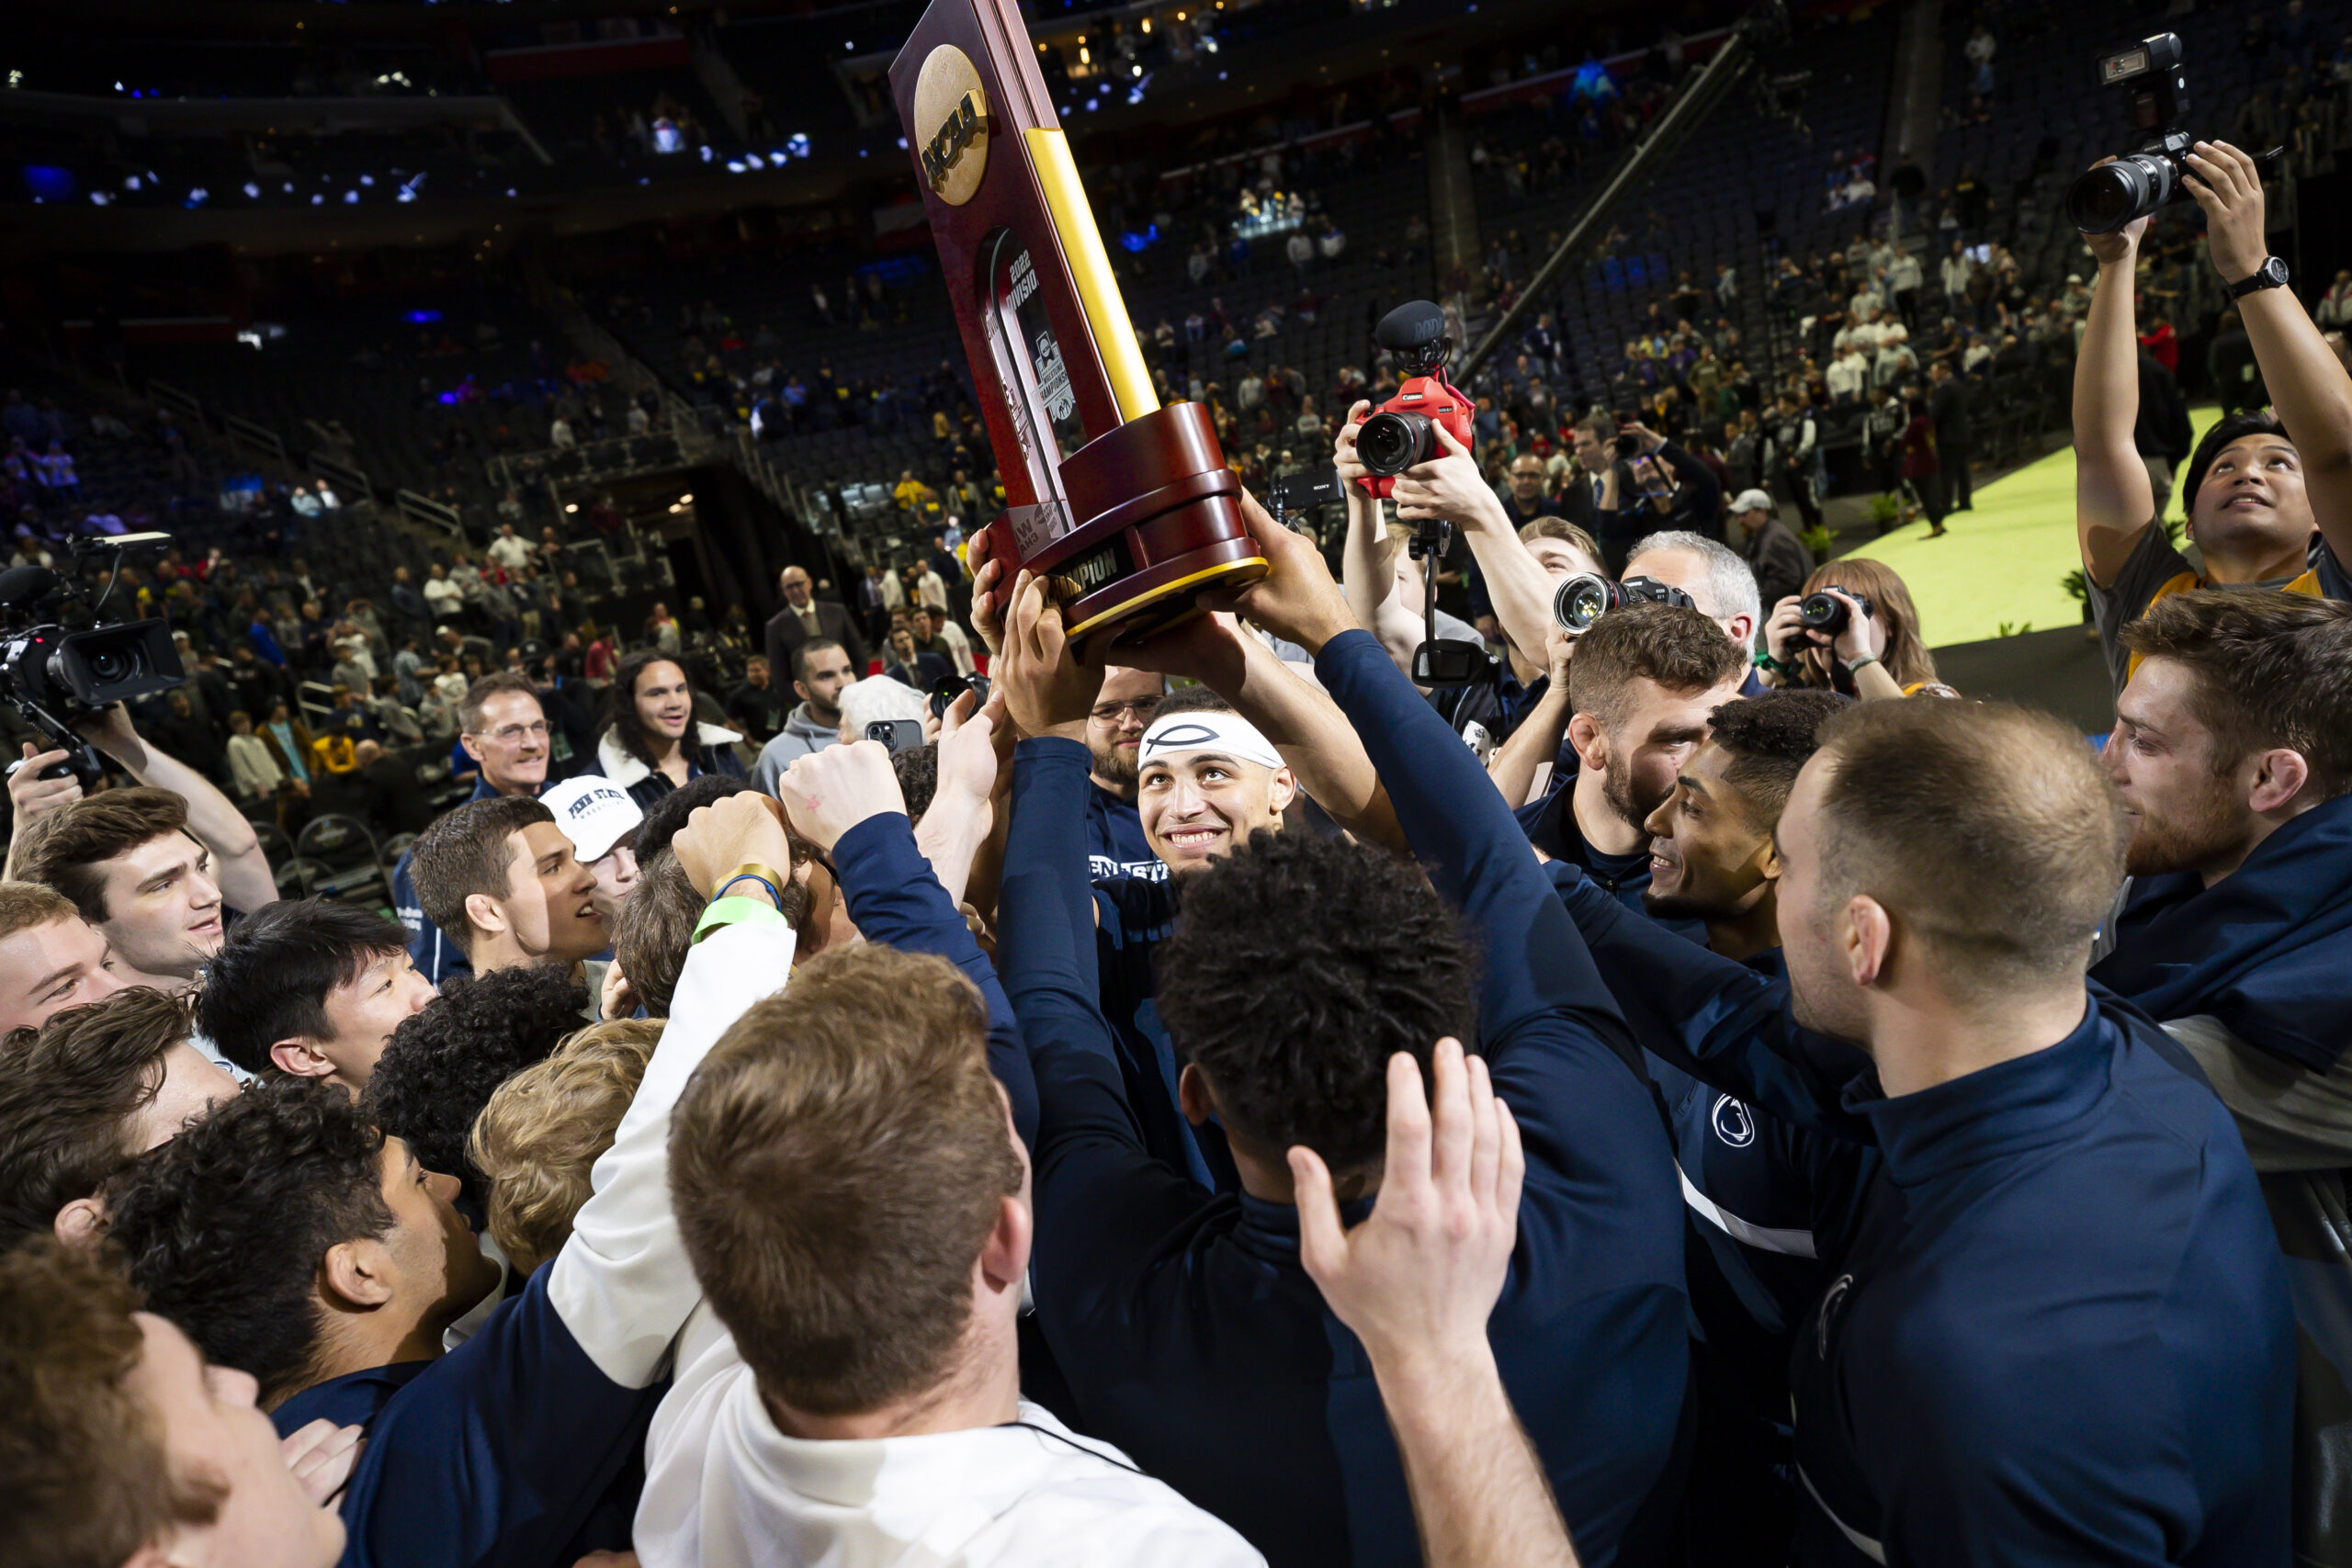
[1138,710,1284,773]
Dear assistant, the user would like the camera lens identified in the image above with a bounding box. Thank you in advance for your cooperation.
[85,649,131,683]
[1553,573,1617,633]
[1358,412,1433,478]
[2066,153,2171,234]
[1797,592,1850,636]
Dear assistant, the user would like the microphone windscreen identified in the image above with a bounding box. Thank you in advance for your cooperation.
[1374,299,1446,355]
[0,565,60,609]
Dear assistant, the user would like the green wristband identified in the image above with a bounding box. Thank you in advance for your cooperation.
[692,893,789,945]
[1844,652,1881,673]
[1753,651,1784,674]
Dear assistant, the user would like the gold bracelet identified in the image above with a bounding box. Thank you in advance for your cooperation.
[717,862,788,910]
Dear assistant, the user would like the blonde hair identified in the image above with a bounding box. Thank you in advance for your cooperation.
[468,1019,663,1276]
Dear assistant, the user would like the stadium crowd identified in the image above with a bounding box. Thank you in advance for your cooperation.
[4,84,2352,1568]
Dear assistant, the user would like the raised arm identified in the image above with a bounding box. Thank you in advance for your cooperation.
[1389,423,1557,669]
[992,574,1207,1258]
[1295,1043,1577,1568]
[340,796,802,1568]
[2188,140,2352,570]
[775,738,1036,1149]
[1337,404,1430,675]
[2072,195,2157,586]
[1487,627,1575,807]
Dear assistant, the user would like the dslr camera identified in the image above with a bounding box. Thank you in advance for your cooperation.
[2067,33,2277,233]
[1797,588,1873,637]
[1554,573,1698,635]
[0,533,186,784]
[1353,300,1478,497]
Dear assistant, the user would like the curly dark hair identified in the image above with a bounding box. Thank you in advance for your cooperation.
[359,964,590,1207]
[1154,829,1476,1177]
[104,1077,394,1406]
[1706,690,1850,827]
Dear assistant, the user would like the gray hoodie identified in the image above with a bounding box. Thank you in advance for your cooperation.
[753,703,842,792]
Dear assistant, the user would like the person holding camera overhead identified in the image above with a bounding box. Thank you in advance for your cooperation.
[1595,420,1723,573]
[2074,137,2352,695]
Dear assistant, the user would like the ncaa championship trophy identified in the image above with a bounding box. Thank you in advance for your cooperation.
[889,0,1265,642]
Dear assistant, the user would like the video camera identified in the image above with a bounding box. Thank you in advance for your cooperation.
[1354,300,1477,497]
[1554,574,1698,635]
[2067,33,2280,234]
[0,533,186,785]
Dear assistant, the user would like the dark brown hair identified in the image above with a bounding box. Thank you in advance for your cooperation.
[1567,602,1747,731]
[611,849,700,1018]
[0,1242,224,1568]
[670,944,1021,1416]
[12,789,194,925]
[0,987,195,1245]
[406,795,554,958]
[2120,589,2352,798]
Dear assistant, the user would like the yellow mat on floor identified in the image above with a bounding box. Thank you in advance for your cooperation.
[1850,407,2225,649]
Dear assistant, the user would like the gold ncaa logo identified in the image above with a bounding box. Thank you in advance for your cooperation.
[915,46,990,206]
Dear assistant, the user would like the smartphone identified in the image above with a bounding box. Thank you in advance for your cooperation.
[865,719,926,753]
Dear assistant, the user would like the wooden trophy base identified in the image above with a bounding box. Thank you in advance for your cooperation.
[1010,401,1267,645]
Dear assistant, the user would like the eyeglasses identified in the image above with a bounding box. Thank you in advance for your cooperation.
[470,720,550,745]
[1090,699,1161,724]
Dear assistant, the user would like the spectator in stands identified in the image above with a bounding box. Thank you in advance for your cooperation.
[200,899,432,1091]
[1727,489,1815,610]
[766,563,868,684]
[488,524,533,572]
[2075,139,2352,696]
[753,640,856,790]
[408,795,606,982]
[594,650,745,807]
[225,709,286,803]
[724,654,789,742]
[356,739,435,837]
[881,626,953,692]
[423,563,462,624]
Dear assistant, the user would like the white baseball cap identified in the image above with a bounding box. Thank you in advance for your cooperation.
[1729,489,1776,515]
[540,775,643,862]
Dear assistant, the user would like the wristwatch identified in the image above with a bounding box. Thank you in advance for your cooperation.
[2226,256,2290,300]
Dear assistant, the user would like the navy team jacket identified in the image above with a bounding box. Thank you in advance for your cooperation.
[998,627,1690,1568]
[1550,863,2295,1565]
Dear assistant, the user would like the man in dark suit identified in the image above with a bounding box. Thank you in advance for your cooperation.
[1928,358,1975,512]
[764,564,869,680]
[879,626,953,692]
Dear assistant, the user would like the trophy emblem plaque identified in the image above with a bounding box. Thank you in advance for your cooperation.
[890,0,1266,642]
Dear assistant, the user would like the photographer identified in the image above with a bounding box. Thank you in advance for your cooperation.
[2074,138,2352,694]
[1337,400,1579,741]
[1758,560,1951,703]
[1595,422,1722,573]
